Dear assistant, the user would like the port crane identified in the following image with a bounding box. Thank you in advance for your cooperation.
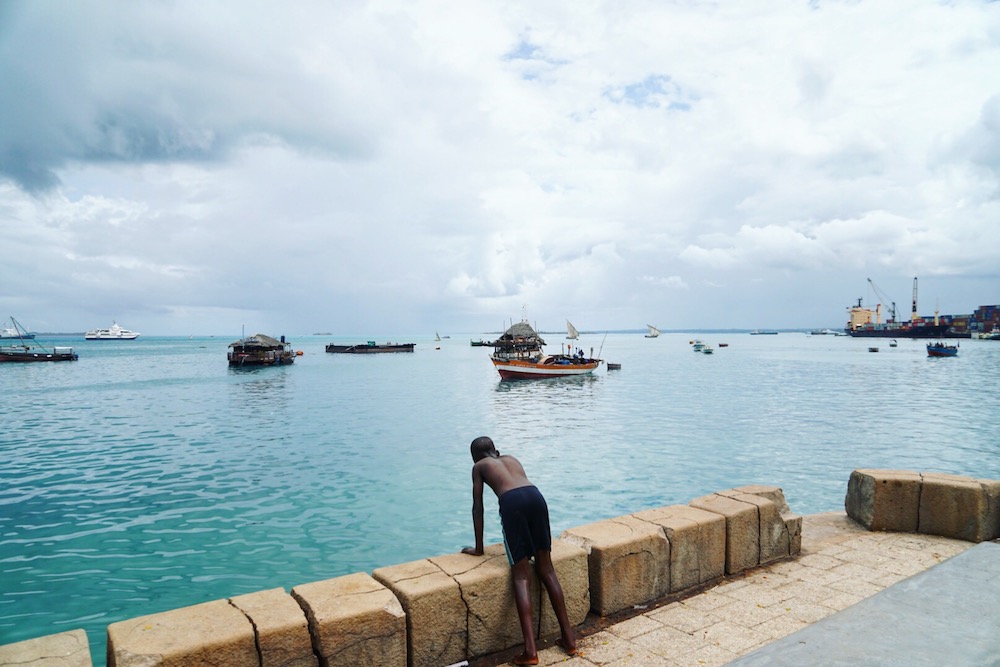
[866,278,897,323]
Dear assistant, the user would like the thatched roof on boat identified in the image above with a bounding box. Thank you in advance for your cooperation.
[495,320,545,346]
[229,333,286,349]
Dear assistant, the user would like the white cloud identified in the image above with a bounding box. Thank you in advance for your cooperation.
[1,0,998,333]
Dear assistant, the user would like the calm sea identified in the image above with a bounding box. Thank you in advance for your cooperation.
[2,332,998,662]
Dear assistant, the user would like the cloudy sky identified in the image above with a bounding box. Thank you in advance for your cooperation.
[1,1,998,336]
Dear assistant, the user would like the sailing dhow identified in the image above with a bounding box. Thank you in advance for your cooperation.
[566,320,580,340]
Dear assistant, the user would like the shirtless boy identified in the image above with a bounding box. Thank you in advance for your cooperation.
[461,436,577,665]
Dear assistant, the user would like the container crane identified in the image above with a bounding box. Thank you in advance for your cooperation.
[867,278,897,323]
[911,277,919,323]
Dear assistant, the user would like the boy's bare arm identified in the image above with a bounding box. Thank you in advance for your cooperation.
[462,465,486,555]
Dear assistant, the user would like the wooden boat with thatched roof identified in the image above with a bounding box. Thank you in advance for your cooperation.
[227,333,295,366]
[489,319,602,380]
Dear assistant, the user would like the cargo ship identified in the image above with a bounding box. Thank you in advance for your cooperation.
[846,278,973,339]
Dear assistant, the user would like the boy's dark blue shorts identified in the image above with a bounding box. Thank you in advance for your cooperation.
[498,485,552,565]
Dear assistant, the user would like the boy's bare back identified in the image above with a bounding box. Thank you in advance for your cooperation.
[474,454,533,498]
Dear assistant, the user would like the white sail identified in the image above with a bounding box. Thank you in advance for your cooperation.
[645,324,661,338]
[566,320,579,340]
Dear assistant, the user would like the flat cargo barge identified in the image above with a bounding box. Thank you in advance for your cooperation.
[325,342,415,354]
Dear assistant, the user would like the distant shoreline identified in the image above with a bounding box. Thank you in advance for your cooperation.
[28,329,838,337]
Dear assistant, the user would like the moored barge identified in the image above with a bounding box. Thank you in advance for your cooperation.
[325,342,415,354]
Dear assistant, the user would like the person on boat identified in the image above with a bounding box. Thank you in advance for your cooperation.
[461,436,577,665]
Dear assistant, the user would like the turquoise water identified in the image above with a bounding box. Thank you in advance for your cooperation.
[2,332,998,662]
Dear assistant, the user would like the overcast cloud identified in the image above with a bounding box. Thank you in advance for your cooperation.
[1,0,998,336]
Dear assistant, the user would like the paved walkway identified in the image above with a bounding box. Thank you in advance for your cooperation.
[470,512,985,667]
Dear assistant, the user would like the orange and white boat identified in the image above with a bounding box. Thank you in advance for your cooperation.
[489,319,602,380]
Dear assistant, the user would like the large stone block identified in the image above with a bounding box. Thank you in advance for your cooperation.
[536,539,590,637]
[919,473,992,542]
[845,469,921,532]
[980,478,1000,541]
[560,515,669,615]
[689,493,759,574]
[107,599,258,667]
[430,545,530,657]
[292,572,406,667]
[727,485,802,556]
[373,558,466,667]
[425,541,587,659]
[229,588,317,667]
[0,629,91,667]
[631,504,725,593]
[718,490,790,565]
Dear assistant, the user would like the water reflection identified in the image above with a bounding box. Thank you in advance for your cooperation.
[494,374,600,393]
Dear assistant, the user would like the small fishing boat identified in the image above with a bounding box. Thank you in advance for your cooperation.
[692,339,705,352]
[490,319,601,380]
[926,341,958,357]
[868,347,879,353]
[0,317,77,362]
[470,339,493,347]
[607,362,622,370]
[701,345,715,354]
[228,333,295,366]
[566,320,580,340]
[85,321,140,340]
[325,341,415,354]
[645,324,661,338]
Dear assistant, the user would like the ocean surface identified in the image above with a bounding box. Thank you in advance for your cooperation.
[2,331,998,663]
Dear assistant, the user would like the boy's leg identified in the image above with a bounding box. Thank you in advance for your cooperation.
[511,557,538,662]
[534,550,576,654]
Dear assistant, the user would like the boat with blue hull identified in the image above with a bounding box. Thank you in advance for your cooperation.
[926,342,958,357]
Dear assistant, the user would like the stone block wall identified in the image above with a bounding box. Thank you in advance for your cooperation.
[560,485,800,617]
[631,504,725,592]
[845,469,1000,542]
[8,483,803,667]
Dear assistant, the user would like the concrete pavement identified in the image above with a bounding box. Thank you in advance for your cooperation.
[470,512,989,667]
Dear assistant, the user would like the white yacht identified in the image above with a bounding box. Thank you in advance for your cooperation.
[85,321,140,340]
